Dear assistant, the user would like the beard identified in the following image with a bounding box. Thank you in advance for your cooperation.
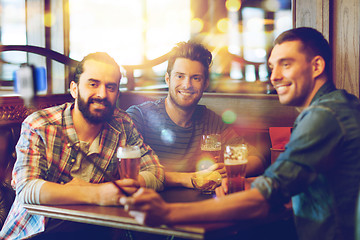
[77,91,116,124]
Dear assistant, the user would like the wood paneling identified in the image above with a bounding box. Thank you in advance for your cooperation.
[296,0,360,97]
[295,0,330,40]
[333,0,360,97]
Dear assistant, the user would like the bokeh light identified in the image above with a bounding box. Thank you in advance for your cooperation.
[196,157,215,172]
[222,110,237,124]
[225,0,241,12]
[161,129,175,145]
[191,18,204,33]
[44,13,54,27]
[217,18,230,33]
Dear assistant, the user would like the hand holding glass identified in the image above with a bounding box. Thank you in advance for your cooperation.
[117,146,141,180]
[224,144,248,193]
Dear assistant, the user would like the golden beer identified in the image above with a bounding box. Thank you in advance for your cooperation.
[117,146,141,180]
[224,144,248,193]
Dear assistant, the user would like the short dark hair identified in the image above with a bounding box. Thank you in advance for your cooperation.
[72,52,121,84]
[274,27,332,81]
[167,41,212,80]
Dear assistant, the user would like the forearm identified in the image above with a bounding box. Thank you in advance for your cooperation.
[39,180,122,206]
[39,181,99,205]
[165,172,194,188]
[166,188,269,224]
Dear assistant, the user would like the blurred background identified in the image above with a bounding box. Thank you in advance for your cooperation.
[0,0,292,95]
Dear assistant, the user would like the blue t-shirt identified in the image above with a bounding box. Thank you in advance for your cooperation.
[127,98,264,172]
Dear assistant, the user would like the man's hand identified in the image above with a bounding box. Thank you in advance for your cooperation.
[215,177,228,197]
[96,178,140,206]
[120,188,170,226]
[202,163,226,178]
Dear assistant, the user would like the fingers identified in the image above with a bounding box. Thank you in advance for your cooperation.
[120,188,168,226]
[113,179,141,195]
[207,163,224,171]
[215,178,229,197]
[116,179,140,188]
[119,187,146,210]
[120,188,160,211]
[128,210,146,225]
[215,185,226,197]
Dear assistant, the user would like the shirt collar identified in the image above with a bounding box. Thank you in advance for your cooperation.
[63,102,79,147]
[310,81,336,106]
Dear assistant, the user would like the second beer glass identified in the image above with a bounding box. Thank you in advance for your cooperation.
[117,145,141,180]
[224,144,248,193]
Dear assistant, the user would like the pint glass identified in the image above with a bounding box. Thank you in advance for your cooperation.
[224,144,248,193]
[117,146,141,180]
[201,134,222,163]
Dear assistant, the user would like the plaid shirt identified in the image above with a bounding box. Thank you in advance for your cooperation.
[0,103,164,240]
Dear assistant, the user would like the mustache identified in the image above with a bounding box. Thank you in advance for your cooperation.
[89,98,111,107]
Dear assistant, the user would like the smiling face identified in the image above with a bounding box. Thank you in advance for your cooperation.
[70,59,120,124]
[166,58,209,111]
[268,40,323,108]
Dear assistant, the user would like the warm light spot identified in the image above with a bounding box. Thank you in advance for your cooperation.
[217,18,229,33]
[222,110,237,124]
[254,48,266,58]
[263,0,280,12]
[263,18,275,26]
[44,13,54,27]
[196,157,215,172]
[226,0,241,12]
[246,18,263,32]
[191,18,204,33]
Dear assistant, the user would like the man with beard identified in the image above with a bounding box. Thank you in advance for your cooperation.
[127,41,265,188]
[0,52,164,240]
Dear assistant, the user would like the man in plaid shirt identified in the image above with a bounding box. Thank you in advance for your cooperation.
[0,52,164,239]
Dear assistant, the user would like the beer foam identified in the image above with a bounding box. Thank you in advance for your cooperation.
[224,159,248,165]
[201,145,221,151]
[117,147,141,158]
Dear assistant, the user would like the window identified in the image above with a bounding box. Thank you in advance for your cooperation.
[0,0,26,89]
[69,0,191,89]
[0,0,292,94]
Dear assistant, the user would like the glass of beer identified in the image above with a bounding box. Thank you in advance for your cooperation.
[224,144,248,193]
[201,134,222,163]
[117,145,141,180]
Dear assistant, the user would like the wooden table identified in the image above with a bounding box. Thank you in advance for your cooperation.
[24,187,293,240]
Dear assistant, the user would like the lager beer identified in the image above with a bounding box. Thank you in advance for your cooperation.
[224,144,248,193]
[225,160,247,193]
[201,145,221,163]
[201,134,221,163]
[117,146,141,180]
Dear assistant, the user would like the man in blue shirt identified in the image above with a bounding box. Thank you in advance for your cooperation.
[120,27,360,240]
[127,41,266,188]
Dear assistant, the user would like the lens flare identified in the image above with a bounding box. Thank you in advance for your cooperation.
[161,129,175,145]
[196,157,215,172]
[217,18,229,33]
[222,110,237,124]
[226,0,241,12]
[191,18,204,33]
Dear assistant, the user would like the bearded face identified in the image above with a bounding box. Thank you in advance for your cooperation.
[77,89,116,124]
